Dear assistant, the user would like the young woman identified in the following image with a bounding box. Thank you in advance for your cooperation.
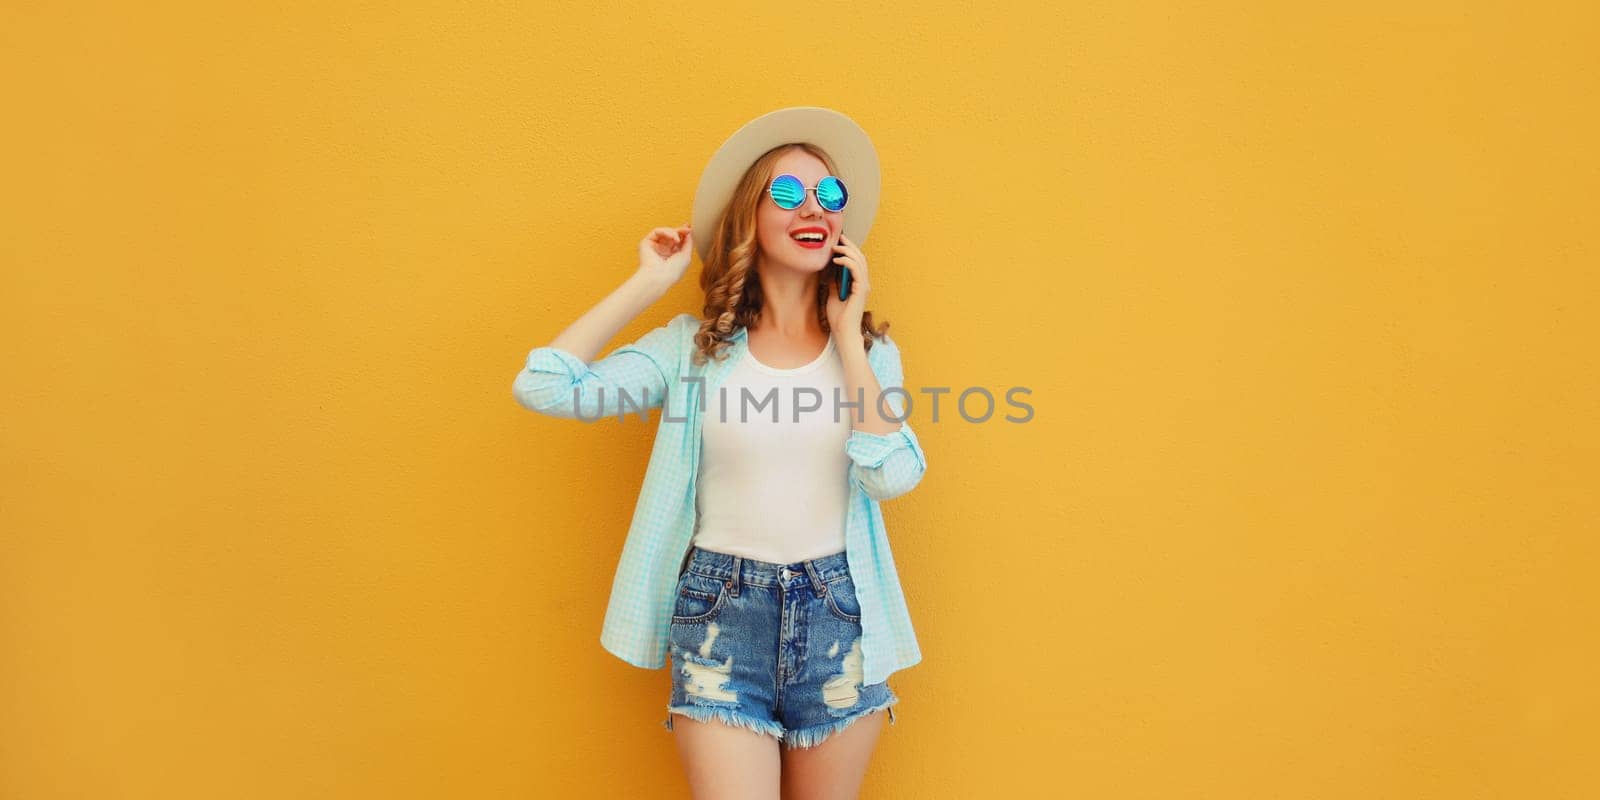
[513,107,927,799]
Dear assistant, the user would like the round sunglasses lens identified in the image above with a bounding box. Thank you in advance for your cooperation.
[817,176,848,211]
[769,174,805,209]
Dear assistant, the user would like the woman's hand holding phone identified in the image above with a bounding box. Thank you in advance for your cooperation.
[825,233,870,347]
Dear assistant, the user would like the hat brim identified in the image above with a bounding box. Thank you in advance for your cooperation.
[690,106,881,264]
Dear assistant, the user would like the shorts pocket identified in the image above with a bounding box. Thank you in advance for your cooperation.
[671,572,730,624]
[822,573,862,623]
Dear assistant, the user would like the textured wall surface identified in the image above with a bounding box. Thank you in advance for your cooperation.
[3,1,1597,797]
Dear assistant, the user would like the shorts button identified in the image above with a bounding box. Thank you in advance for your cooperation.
[724,580,733,588]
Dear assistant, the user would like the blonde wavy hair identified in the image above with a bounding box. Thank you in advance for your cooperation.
[691,142,890,366]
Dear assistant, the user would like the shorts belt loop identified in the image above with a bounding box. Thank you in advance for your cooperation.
[729,555,742,597]
[803,560,826,598]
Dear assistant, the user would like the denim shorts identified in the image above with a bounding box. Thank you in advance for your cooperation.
[661,545,899,750]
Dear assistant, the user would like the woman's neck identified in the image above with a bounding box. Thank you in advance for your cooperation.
[752,265,822,338]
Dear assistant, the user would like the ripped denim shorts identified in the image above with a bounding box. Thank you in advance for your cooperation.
[662,545,899,750]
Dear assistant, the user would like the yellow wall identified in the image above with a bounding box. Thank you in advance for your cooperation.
[3,2,1596,797]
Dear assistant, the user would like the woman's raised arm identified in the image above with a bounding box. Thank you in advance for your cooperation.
[511,225,695,422]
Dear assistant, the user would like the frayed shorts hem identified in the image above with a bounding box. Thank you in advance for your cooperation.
[661,698,898,751]
[662,705,786,742]
[782,696,899,751]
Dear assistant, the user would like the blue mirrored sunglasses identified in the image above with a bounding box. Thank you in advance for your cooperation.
[768,173,848,212]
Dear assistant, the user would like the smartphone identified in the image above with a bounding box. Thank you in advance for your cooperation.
[835,251,852,300]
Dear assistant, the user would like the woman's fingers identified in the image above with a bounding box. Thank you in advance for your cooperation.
[832,247,864,270]
[642,225,693,264]
[831,235,869,300]
[644,227,691,260]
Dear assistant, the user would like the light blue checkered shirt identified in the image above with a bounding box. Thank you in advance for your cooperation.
[512,312,926,686]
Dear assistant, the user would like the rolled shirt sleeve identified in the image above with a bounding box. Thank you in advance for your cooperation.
[845,336,929,501]
[512,314,686,422]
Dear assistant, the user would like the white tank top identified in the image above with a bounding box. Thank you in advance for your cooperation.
[692,335,852,563]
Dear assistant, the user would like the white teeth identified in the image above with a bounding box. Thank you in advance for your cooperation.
[792,232,825,242]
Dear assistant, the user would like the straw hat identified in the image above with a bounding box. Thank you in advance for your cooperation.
[690,106,881,264]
